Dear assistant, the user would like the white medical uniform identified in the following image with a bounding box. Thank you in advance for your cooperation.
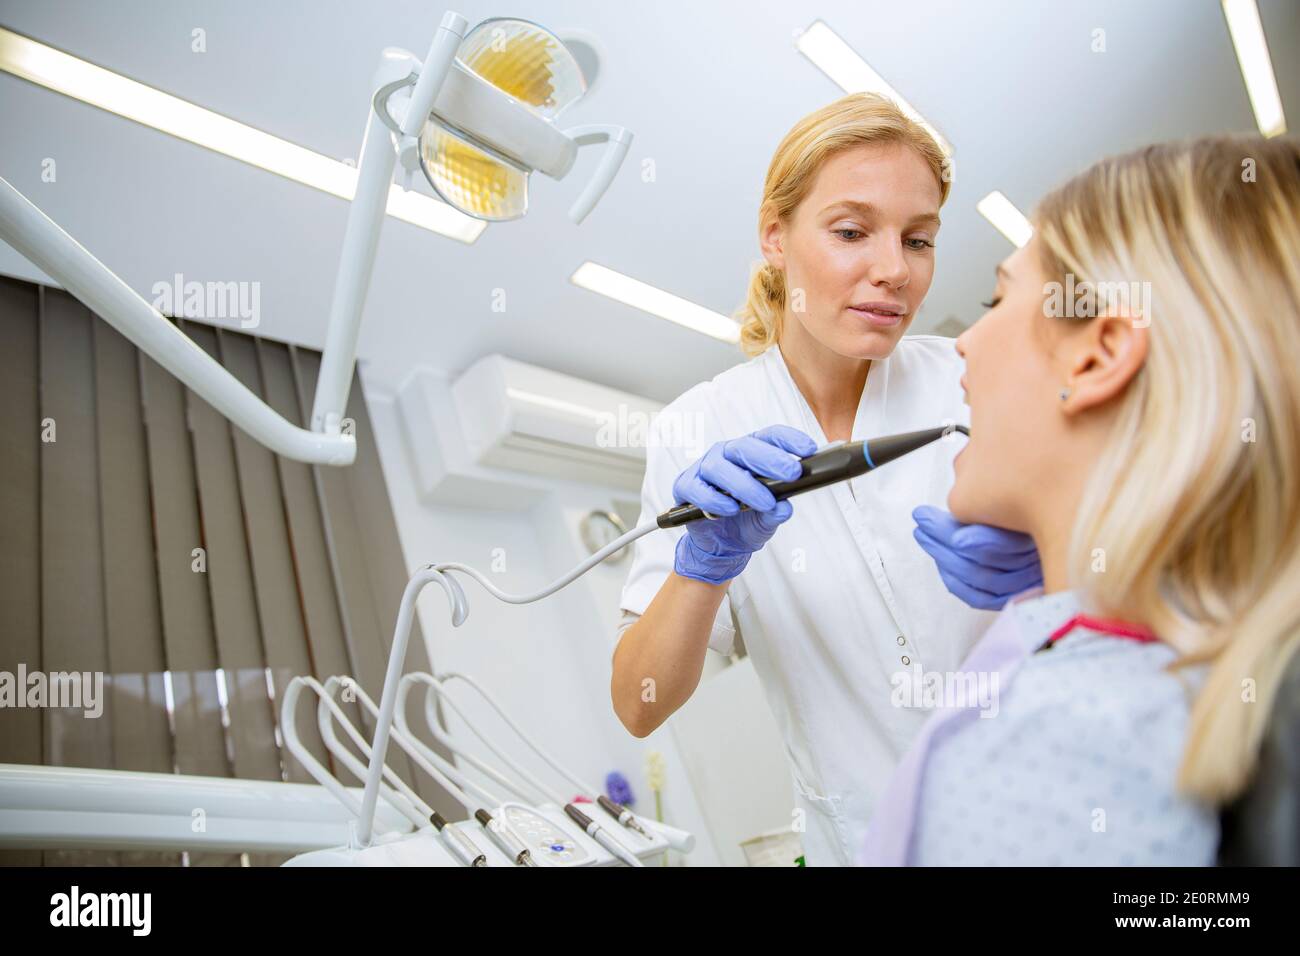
[617,337,995,866]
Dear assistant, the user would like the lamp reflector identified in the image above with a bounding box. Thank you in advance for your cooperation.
[457,17,586,118]
[420,126,529,221]
[419,18,587,220]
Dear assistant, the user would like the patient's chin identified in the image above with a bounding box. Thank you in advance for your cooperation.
[946,482,987,527]
[949,487,1028,536]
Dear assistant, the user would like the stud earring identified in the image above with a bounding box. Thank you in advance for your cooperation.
[1059,387,1071,401]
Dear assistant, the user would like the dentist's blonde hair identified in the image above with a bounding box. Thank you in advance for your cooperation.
[1035,134,1300,803]
[737,93,949,357]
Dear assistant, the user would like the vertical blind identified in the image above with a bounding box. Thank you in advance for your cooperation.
[0,276,458,865]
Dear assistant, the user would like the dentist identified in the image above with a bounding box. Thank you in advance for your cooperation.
[611,93,1041,865]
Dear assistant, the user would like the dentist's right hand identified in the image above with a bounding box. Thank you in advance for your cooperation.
[672,425,818,585]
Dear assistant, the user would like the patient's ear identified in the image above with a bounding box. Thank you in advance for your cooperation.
[1060,313,1149,415]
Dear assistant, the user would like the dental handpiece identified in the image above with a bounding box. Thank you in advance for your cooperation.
[475,809,537,867]
[565,804,643,867]
[429,811,487,867]
[596,794,651,838]
[656,424,969,528]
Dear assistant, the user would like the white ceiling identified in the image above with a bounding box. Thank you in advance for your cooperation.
[1,0,1296,403]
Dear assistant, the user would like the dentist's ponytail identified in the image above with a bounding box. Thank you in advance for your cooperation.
[738,260,786,357]
[735,93,949,358]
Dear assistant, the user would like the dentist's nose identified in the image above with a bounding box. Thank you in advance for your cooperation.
[866,236,909,290]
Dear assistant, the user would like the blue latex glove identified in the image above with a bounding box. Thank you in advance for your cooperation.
[912,505,1043,610]
[673,425,817,585]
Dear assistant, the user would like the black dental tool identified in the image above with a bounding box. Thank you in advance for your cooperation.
[656,425,969,528]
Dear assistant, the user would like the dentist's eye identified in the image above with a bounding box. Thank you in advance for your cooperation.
[905,237,935,250]
[981,296,1002,309]
[834,228,864,241]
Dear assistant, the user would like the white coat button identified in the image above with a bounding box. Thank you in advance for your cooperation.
[896,635,906,645]
[901,655,911,665]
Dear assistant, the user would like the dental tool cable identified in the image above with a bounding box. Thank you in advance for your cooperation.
[343,677,546,867]
[414,674,644,866]
[288,671,528,866]
[307,519,656,863]
[352,669,644,867]
[353,518,658,848]
[306,676,503,866]
[427,671,654,840]
[333,669,640,866]
[403,676,547,805]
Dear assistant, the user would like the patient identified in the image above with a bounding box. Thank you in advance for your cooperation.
[860,133,1300,865]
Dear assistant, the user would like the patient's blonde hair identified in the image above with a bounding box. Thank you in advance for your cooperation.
[736,93,949,357]
[1034,134,1300,803]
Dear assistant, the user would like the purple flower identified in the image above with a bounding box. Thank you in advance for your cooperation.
[605,771,635,806]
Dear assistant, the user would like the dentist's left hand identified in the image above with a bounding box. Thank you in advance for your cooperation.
[912,505,1043,610]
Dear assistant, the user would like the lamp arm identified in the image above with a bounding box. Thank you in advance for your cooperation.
[0,172,357,464]
[564,124,634,224]
[309,17,468,436]
[0,15,472,466]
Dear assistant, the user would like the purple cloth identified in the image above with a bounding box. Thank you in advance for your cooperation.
[857,597,1038,865]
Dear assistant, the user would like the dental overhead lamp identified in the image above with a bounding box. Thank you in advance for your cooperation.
[0,12,632,466]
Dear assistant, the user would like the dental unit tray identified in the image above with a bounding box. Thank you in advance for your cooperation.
[284,800,673,867]
[279,666,686,867]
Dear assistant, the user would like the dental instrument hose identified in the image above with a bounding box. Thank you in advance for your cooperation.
[353,424,968,849]
[426,425,968,610]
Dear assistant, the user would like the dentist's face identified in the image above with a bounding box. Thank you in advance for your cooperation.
[762,143,942,359]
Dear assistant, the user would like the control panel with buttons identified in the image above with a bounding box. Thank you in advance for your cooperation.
[501,802,592,866]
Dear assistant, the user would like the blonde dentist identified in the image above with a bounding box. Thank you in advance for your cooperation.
[611,94,1041,865]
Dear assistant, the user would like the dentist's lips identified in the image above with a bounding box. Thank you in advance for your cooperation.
[848,301,906,328]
